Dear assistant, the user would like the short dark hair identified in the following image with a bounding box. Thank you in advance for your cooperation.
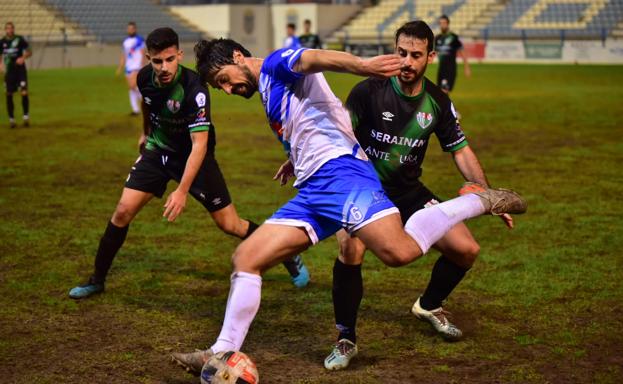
[128,21,136,27]
[146,27,179,53]
[439,15,450,23]
[287,23,296,30]
[5,21,14,28]
[395,20,434,53]
[304,19,311,25]
[194,38,252,84]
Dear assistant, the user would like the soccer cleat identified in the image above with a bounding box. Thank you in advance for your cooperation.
[283,254,310,288]
[68,276,104,299]
[324,339,358,371]
[411,297,462,341]
[23,117,29,127]
[9,119,16,129]
[171,348,213,376]
[459,182,527,216]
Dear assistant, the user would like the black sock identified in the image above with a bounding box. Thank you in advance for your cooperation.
[21,94,29,116]
[242,220,259,240]
[419,255,469,310]
[92,221,129,283]
[332,259,363,343]
[6,94,14,119]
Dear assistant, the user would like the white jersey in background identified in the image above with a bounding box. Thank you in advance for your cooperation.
[259,47,367,187]
[122,35,145,73]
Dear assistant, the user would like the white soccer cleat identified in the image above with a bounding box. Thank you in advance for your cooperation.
[324,338,358,371]
[411,297,463,341]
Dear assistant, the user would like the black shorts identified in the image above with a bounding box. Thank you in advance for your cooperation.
[4,65,27,93]
[125,149,232,212]
[437,63,457,92]
[387,183,443,225]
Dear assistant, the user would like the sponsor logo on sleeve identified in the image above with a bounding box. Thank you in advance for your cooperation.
[197,108,206,119]
[195,92,206,107]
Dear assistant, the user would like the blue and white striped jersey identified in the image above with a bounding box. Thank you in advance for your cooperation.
[259,47,366,187]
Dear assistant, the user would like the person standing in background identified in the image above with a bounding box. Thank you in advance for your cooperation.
[299,19,322,49]
[116,22,145,116]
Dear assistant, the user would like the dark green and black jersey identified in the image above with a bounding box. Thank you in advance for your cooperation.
[137,64,214,156]
[347,76,467,196]
[435,31,462,67]
[1,35,29,71]
[299,33,321,49]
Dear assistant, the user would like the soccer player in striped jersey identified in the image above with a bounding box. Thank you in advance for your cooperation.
[170,38,526,375]
[116,22,146,116]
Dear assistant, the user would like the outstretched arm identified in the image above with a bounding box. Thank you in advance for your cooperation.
[292,49,402,78]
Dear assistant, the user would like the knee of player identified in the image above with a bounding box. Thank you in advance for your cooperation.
[463,242,480,265]
[379,247,414,268]
[231,245,260,272]
[111,203,135,226]
[338,241,365,265]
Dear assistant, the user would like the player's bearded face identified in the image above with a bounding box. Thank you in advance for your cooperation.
[396,36,434,85]
[213,64,258,99]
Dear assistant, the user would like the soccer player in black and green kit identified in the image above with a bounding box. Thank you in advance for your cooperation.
[1,22,31,128]
[435,15,470,94]
[69,28,308,299]
[324,21,513,370]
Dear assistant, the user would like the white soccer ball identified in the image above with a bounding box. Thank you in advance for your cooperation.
[200,351,259,384]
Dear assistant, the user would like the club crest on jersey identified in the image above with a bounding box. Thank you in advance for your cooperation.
[166,99,180,113]
[416,112,433,129]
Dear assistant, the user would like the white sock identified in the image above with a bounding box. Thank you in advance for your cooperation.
[210,271,262,353]
[129,89,141,113]
[404,194,485,254]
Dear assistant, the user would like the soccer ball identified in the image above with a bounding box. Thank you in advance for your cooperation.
[200,351,259,384]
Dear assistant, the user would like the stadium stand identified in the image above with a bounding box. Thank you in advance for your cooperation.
[0,0,90,43]
[44,0,203,43]
[328,0,623,44]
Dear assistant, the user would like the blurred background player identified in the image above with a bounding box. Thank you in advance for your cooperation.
[435,15,470,95]
[299,19,322,49]
[283,23,301,50]
[324,20,513,371]
[1,22,31,128]
[69,28,308,299]
[116,21,145,116]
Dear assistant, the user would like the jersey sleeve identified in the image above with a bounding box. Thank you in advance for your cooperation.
[454,34,463,51]
[434,96,468,152]
[262,48,307,84]
[187,86,212,133]
[19,36,29,51]
[345,80,370,131]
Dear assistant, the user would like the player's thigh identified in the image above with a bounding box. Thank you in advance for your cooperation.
[126,71,138,88]
[337,229,366,265]
[355,213,422,267]
[112,187,154,226]
[233,224,312,274]
[432,222,479,269]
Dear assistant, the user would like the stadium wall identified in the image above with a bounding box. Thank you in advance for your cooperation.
[169,3,360,55]
[475,39,623,63]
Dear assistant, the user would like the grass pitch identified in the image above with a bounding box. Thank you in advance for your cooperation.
[1,63,622,383]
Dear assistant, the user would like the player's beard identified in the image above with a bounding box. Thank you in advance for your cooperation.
[235,65,258,99]
[398,62,427,86]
